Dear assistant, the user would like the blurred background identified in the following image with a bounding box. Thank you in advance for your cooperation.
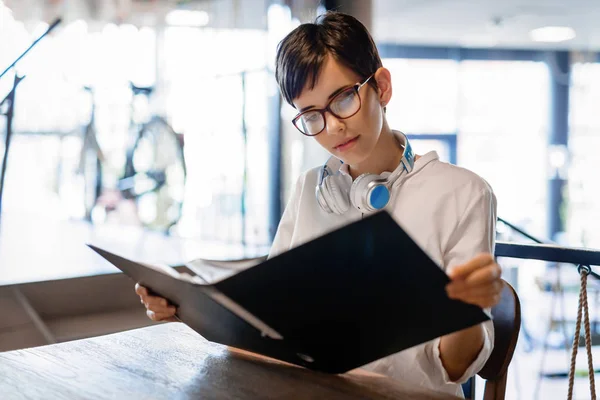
[1,1,600,399]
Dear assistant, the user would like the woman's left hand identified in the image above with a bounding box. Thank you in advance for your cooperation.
[445,253,502,309]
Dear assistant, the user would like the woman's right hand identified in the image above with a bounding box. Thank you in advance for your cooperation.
[135,283,178,322]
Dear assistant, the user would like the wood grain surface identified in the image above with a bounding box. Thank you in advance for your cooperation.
[0,322,459,399]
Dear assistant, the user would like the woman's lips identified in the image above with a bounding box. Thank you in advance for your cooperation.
[334,136,359,152]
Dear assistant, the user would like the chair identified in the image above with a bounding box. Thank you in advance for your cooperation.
[463,280,521,400]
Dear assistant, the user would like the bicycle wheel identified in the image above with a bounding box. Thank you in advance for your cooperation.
[123,116,186,232]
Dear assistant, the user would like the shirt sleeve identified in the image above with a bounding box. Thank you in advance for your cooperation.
[427,183,497,385]
[267,172,305,260]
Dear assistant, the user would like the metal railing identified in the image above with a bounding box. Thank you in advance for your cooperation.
[495,218,599,400]
[496,241,600,277]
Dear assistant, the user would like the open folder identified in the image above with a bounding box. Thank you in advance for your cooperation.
[88,211,489,374]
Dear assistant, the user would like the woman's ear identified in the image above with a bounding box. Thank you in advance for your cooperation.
[374,67,392,108]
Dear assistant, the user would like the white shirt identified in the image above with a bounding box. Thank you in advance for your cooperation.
[268,150,496,398]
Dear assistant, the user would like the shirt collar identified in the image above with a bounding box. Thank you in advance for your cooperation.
[337,147,439,180]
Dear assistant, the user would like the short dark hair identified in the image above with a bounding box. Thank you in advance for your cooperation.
[275,11,382,106]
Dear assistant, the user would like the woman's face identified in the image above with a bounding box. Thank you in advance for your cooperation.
[292,56,388,166]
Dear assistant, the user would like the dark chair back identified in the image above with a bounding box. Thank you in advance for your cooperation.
[478,280,521,400]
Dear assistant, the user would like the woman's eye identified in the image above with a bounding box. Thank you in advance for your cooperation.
[336,91,355,107]
[304,113,319,122]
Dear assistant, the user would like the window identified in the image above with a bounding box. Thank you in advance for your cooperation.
[458,60,549,238]
[568,62,600,248]
[384,58,459,134]
[0,18,157,218]
[164,27,271,245]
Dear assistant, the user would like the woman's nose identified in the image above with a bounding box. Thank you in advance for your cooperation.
[324,111,345,135]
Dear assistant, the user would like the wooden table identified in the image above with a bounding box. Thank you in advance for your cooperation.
[0,323,459,399]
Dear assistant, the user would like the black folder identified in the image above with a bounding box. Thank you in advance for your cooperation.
[88,211,489,374]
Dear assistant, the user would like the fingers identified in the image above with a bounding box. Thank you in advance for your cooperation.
[144,296,169,308]
[445,255,503,308]
[464,262,501,286]
[447,280,503,300]
[135,283,177,321]
[135,283,167,307]
[143,296,175,313]
[135,283,147,296]
[146,303,176,315]
[448,254,495,280]
[146,308,177,322]
[446,263,501,293]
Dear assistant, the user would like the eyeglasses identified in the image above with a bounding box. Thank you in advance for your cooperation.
[292,75,374,136]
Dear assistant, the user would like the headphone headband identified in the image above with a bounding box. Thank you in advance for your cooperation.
[319,131,414,183]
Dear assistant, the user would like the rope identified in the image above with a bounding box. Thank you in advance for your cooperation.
[567,265,597,400]
[582,269,597,398]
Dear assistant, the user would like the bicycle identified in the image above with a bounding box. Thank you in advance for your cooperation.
[56,82,186,233]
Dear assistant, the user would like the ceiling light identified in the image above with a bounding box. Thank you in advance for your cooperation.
[530,26,576,43]
[166,10,210,27]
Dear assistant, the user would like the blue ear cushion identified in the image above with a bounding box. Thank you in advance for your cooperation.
[326,175,350,214]
[369,185,390,209]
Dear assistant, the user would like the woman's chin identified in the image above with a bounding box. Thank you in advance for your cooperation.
[335,152,366,167]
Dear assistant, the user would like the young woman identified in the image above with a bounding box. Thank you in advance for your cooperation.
[136,12,503,398]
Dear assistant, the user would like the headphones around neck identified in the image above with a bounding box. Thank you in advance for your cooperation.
[315,131,415,215]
